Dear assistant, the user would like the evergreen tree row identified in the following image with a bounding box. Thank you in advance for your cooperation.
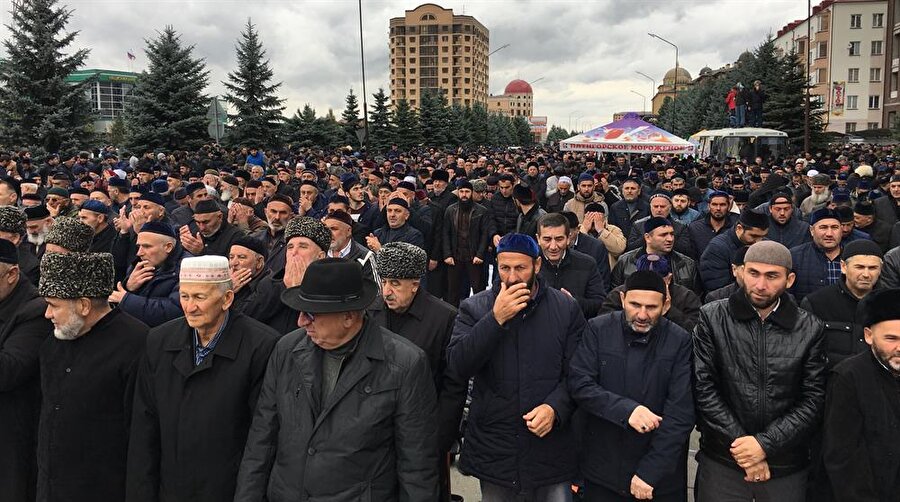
[656,37,826,149]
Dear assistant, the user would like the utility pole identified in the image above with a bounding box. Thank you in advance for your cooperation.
[805,0,811,153]
[358,0,369,151]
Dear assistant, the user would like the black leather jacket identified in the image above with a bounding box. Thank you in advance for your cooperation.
[693,290,826,477]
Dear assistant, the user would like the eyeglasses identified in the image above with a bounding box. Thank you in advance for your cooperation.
[299,311,316,322]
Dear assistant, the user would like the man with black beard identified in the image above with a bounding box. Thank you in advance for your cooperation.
[442,180,489,306]
[694,241,825,502]
[687,191,738,257]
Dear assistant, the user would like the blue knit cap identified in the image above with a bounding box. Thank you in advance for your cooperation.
[496,233,540,258]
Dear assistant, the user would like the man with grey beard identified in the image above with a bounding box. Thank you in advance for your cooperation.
[23,205,53,261]
[799,173,832,218]
[36,252,148,501]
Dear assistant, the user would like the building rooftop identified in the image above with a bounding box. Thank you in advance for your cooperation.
[65,69,139,84]
[504,79,533,94]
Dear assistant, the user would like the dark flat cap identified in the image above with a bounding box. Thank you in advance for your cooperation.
[23,205,50,221]
[739,207,769,230]
[0,238,18,265]
[138,221,176,239]
[841,239,883,261]
[324,210,354,228]
[193,199,220,215]
[231,235,267,258]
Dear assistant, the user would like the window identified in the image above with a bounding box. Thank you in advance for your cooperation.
[818,42,828,58]
[849,41,861,56]
[872,40,883,55]
[873,13,884,27]
[868,122,880,129]
[871,67,882,82]
[848,68,860,82]
[869,95,881,108]
[847,95,859,109]
[846,122,857,133]
[850,14,861,28]
[817,68,827,84]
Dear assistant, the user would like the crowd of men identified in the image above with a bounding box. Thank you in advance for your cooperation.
[0,142,898,502]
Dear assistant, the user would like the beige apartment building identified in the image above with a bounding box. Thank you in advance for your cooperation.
[776,0,887,134]
[389,3,489,109]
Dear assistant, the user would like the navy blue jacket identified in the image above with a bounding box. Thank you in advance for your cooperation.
[699,230,743,292]
[448,277,585,490]
[573,232,611,291]
[119,244,190,327]
[790,241,840,301]
[687,213,739,260]
[767,215,811,250]
[608,198,649,238]
[569,312,694,496]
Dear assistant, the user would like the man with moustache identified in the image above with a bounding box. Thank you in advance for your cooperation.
[570,270,694,501]
[36,252,148,501]
[822,288,900,502]
[369,242,467,502]
[259,194,294,274]
[228,236,271,313]
[790,208,844,301]
[448,233,585,501]
[693,241,825,501]
[442,180,490,306]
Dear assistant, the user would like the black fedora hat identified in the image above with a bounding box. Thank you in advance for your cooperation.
[281,258,377,314]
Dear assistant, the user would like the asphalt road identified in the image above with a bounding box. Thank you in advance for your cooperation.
[449,430,701,502]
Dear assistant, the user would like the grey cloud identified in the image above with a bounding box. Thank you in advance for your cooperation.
[1,0,809,132]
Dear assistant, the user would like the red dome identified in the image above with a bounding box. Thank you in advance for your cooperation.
[504,79,533,94]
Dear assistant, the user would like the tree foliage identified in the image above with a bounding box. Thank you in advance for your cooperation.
[340,89,361,149]
[0,0,94,154]
[368,88,394,152]
[222,19,285,149]
[125,26,210,152]
[656,37,825,149]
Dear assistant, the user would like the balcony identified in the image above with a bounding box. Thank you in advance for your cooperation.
[893,58,899,71]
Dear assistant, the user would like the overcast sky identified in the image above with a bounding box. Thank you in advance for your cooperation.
[1,0,808,131]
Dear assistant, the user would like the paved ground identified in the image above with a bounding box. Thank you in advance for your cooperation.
[450,430,701,502]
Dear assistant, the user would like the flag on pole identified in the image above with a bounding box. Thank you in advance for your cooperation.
[127,51,136,61]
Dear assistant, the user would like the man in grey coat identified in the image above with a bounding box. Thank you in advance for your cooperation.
[234,258,438,501]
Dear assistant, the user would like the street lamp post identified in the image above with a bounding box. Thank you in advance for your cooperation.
[568,111,577,131]
[630,90,647,113]
[636,71,656,108]
[648,33,679,132]
[358,0,369,151]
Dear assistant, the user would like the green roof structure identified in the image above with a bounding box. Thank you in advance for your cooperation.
[65,68,139,84]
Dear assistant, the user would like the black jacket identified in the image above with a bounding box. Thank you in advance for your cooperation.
[234,319,439,502]
[442,201,490,260]
[487,193,518,238]
[800,281,868,370]
[88,224,116,253]
[0,278,51,502]
[235,269,297,335]
[608,197,650,238]
[569,313,694,496]
[187,220,246,257]
[873,193,899,226]
[687,213,738,261]
[600,283,701,332]
[368,290,466,452]
[18,241,40,286]
[822,351,900,502]
[693,291,826,477]
[539,249,607,318]
[611,247,699,294]
[126,313,278,502]
[374,222,426,250]
[448,277,585,489]
[572,232,611,291]
[546,190,574,213]
[37,308,148,502]
[515,204,545,239]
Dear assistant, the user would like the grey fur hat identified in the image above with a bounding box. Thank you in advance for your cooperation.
[284,216,332,252]
[39,252,115,299]
[0,206,25,234]
[45,217,93,252]
[376,242,427,279]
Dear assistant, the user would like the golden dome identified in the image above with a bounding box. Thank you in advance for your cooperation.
[663,67,692,85]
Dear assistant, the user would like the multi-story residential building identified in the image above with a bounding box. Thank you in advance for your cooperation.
[388,3,489,109]
[883,0,900,127]
[776,0,887,133]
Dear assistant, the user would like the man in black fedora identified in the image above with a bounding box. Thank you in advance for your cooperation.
[235,258,439,501]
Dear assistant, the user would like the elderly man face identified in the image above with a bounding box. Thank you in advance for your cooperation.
[26,217,52,246]
[265,201,293,232]
[0,182,17,206]
[45,194,69,212]
[78,209,107,233]
[286,236,325,263]
[812,183,829,195]
[261,181,277,199]
[298,310,363,350]
[70,193,89,208]
[90,190,112,206]
[194,211,223,238]
[136,232,175,268]
[743,261,795,310]
[250,165,264,180]
[865,320,900,376]
[382,277,420,313]
[557,180,571,194]
[180,282,234,335]
[649,197,671,218]
[537,223,568,264]
[619,288,668,334]
[299,184,318,203]
[137,200,165,222]
[44,297,103,340]
[325,219,352,253]
[229,245,264,277]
